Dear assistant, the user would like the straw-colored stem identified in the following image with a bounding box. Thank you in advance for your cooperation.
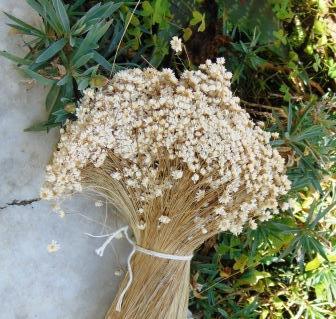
[105,252,190,319]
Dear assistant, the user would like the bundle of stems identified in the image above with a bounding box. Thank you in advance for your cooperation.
[41,58,290,318]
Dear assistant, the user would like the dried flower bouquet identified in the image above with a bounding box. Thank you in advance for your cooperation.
[41,58,290,318]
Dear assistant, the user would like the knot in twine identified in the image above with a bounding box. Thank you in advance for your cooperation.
[86,226,193,312]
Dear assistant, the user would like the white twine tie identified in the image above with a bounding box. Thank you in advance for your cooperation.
[86,226,193,312]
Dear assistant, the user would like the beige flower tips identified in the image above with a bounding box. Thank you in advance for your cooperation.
[41,58,290,235]
[170,36,183,53]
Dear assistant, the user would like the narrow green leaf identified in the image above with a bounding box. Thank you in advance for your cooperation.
[52,109,68,122]
[22,67,55,85]
[57,74,71,86]
[73,52,94,68]
[70,0,86,11]
[0,51,32,65]
[37,0,64,35]
[36,38,67,63]
[106,20,123,54]
[92,51,112,71]
[52,0,70,32]
[77,78,89,91]
[45,83,61,111]
[7,23,42,37]
[4,12,44,37]
[24,120,60,132]
[73,20,112,61]
[26,0,46,19]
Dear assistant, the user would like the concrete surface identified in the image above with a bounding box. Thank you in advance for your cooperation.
[0,1,129,318]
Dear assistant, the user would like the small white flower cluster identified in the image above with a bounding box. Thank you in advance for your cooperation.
[41,58,290,235]
[170,36,183,53]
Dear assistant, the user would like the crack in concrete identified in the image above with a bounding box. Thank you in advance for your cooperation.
[0,198,40,210]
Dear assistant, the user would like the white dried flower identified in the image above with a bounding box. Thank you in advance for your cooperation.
[191,173,199,183]
[271,132,280,139]
[159,215,171,224]
[47,240,60,253]
[154,188,163,197]
[51,203,65,218]
[281,202,290,211]
[114,270,122,276]
[195,190,205,201]
[58,210,65,218]
[249,220,258,230]
[201,227,208,234]
[171,170,183,180]
[95,200,104,207]
[215,207,226,216]
[111,171,122,180]
[170,36,182,53]
[137,220,146,230]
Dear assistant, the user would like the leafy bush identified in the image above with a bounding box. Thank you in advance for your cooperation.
[185,1,336,318]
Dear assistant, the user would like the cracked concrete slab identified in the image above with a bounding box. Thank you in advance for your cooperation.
[0,0,59,207]
[0,2,129,318]
[0,197,130,319]
[0,198,40,210]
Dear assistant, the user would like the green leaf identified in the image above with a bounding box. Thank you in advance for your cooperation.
[45,83,61,111]
[305,256,321,271]
[4,12,44,37]
[142,1,154,17]
[69,0,86,11]
[73,52,94,68]
[24,120,60,132]
[52,109,68,122]
[36,38,67,63]
[190,11,206,32]
[52,0,70,33]
[183,27,192,41]
[77,78,89,91]
[236,270,271,286]
[92,51,112,71]
[0,51,32,65]
[22,67,55,85]
[233,254,249,273]
[34,0,63,35]
[73,20,112,61]
[190,10,203,26]
[57,74,71,86]
[26,0,46,19]
[72,2,121,34]
[152,0,170,26]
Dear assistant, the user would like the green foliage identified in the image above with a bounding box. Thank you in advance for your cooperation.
[187,1,336,318]
[190,185,336,318]
[1,0,122,130]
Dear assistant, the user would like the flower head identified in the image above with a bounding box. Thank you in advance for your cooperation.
[170,36,182,53]
[47,240,60,253]
[159,215,171,224]
[41,59,290,236]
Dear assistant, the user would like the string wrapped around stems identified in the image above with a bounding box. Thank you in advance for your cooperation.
[86,225,193,311]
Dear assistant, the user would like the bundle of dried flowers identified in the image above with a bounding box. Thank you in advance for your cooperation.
[41,58,290,318]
